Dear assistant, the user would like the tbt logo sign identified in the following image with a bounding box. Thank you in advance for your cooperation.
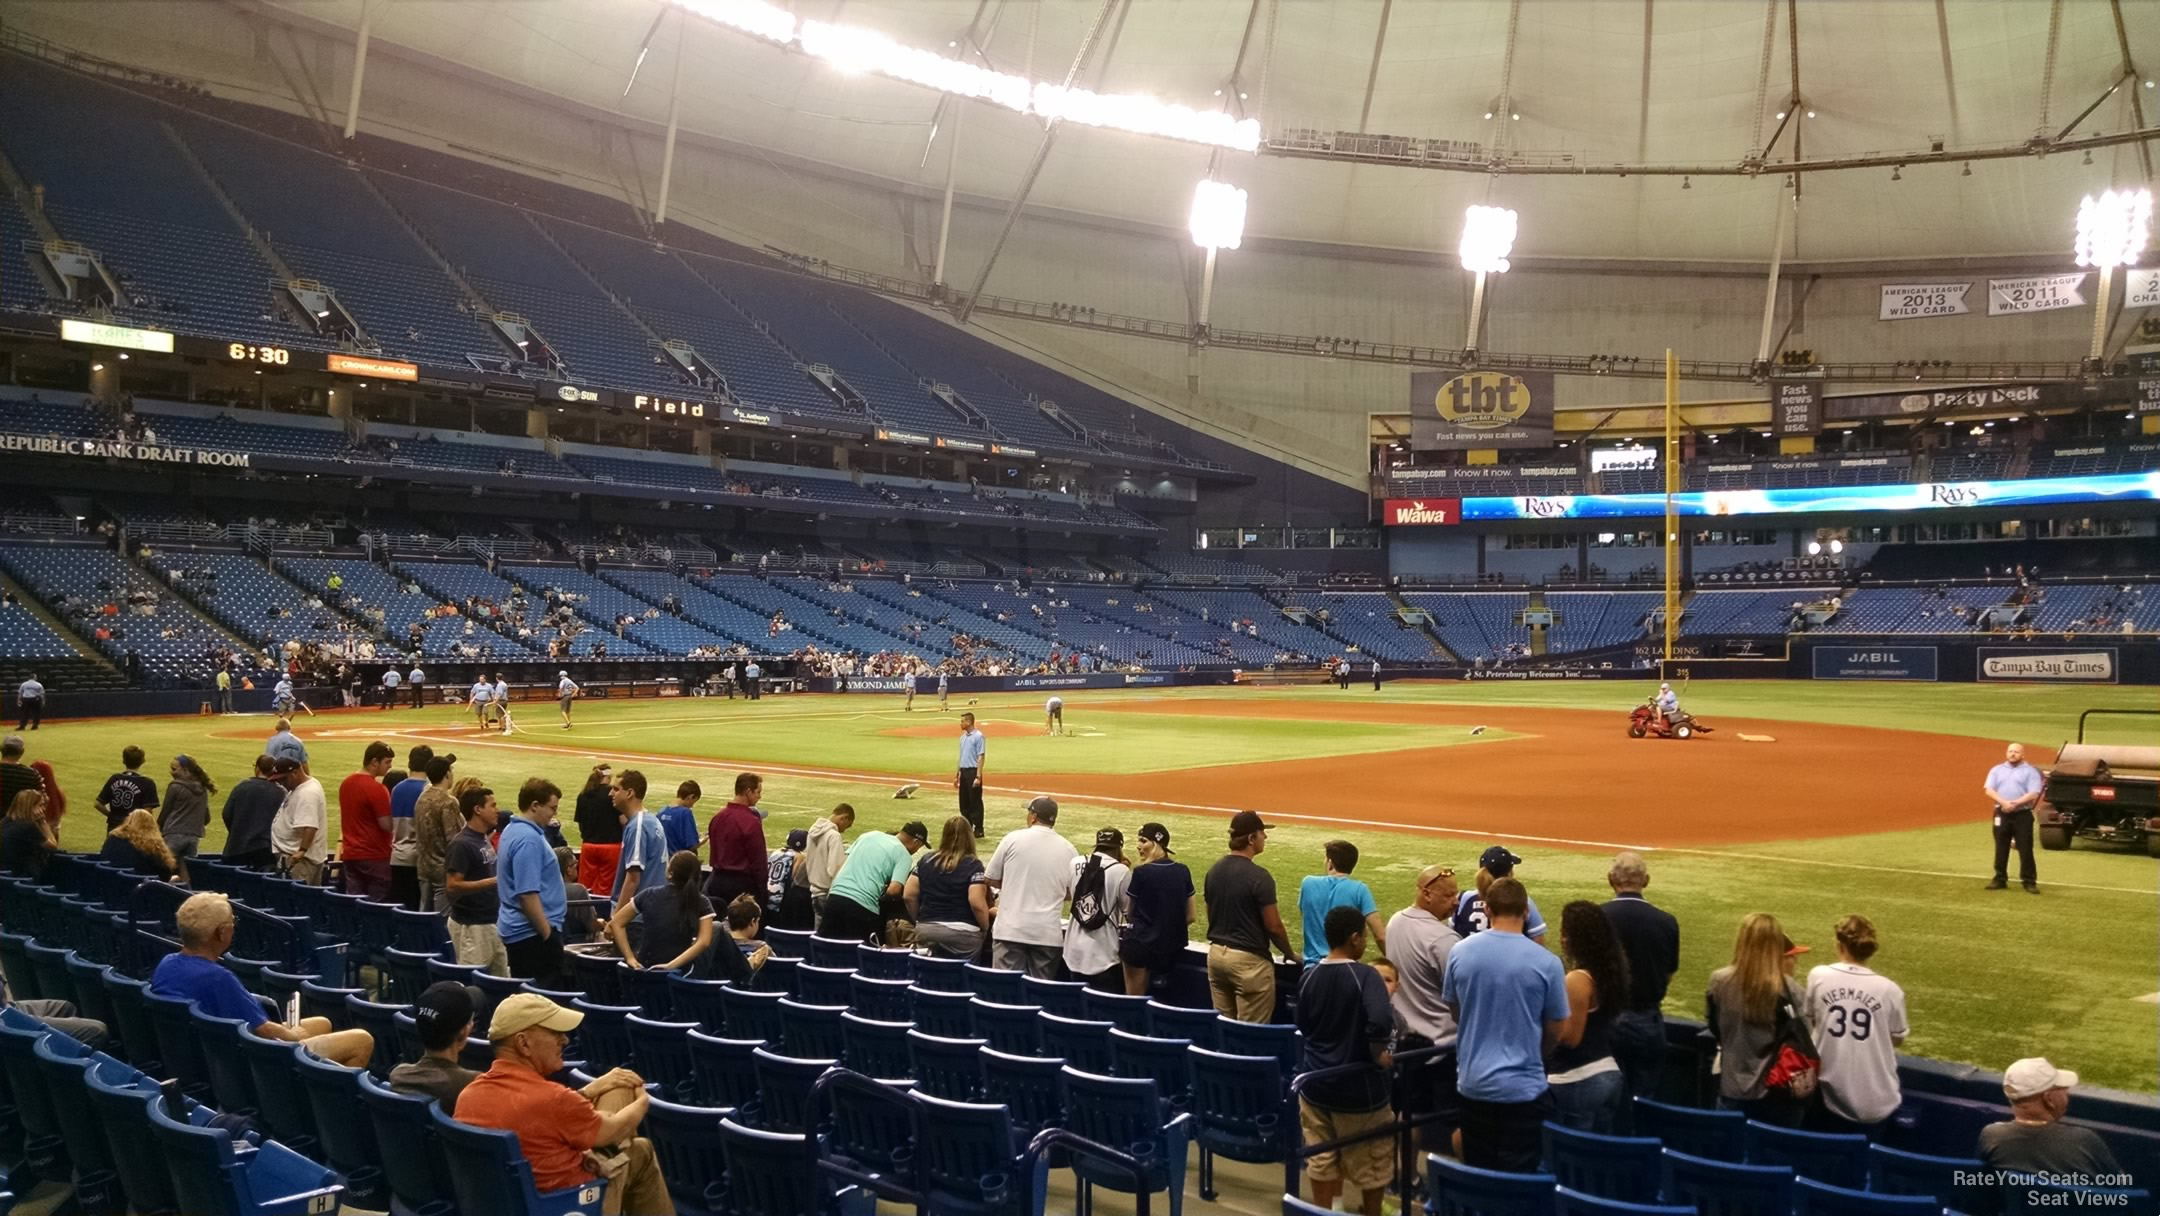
[1408,369,1554,450]
[1437,372,1533,430]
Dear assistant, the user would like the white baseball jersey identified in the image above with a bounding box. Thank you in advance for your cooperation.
[1804,962,1910,1124]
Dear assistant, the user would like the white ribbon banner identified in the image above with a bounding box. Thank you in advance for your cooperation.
[1987,273,2087,316]
[2123,267,2160,310]
[1879,282,1972,320]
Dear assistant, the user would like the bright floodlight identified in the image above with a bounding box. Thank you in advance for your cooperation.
[2075,188,2153,268]
[1459,205,1518,273]
[1189,180,1248,251]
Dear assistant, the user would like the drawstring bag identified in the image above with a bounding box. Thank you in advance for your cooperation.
[1757,993,1820,1099]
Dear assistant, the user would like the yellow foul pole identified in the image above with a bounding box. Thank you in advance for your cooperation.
[1662,349,1679,664]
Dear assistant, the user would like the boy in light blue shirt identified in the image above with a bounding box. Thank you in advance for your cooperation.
[1297,839,1384,962]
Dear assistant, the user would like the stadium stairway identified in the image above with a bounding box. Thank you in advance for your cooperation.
[1389,588,1463,663]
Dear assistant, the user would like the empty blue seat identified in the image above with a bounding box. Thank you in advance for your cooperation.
[392,907,451,953]
[1426,1153,1559,1216]
[855,944,915,979]
[354,1069,458,1216]
[907,1030,986,1101]
[817,1068,917,1181]
[1745,1118,1868,1189]
[1660,1148,1794,1216]
[1039,1012,1114,1073]
[719,984,787,1042]
[0,1002,75,1181]
[778,998,849,1060]
[840,1012,913,1081]
[806,936,860,969]
[618,963,674,1017]
[970,999,1043,1055]
[430,1101,607,1215]
[752,954,799,995]
[667,973,729,1032]
[145,1087,346,1216]
[1866,1143,1986,1210]
[1146,1001,1223,1050]
[471,970,529,1023]
[750,1047,835,1133]
[910,954,969,991]
[963,963,1023,1001]
[1189,1047,1289,1202]
[627,1013,699,1101]
[912,1090,1050,1216]
[718,1116,873,1216]
[1083,988,1153,1033]
[686,1030,765,1110]
[1063,1067,1190,1216]
[568,998,638,1072]
[0,930,40,998]
[233,1031,318,1154]
[1217,1019,1300,1075]
[795,963,855,1006]
[849,973,913,1021]
[568,949,624,1005]
[29,1030,124,1213]
[644,1095,734,1216]
[1021,975,1088,1018]
[426,955,482,990]
[101,961,167,1064]
[1552,1186,1698,1216]
[910,985,975,1038]
[1792,1176,1942,1215]
[343,994,411,1075]
[292,1050,395,1212]
[1108,1029,1193,1109]
[980,1048,1066,1146]
[297,978,362,1027]
[761,927,814,958]
[83,1052,204,1216]
[381,947,440,1005]
[1634,1097,1747,1161]
[1543,1121,1664,1204]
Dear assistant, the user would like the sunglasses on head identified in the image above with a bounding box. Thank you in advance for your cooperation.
[1418,868,1456,888]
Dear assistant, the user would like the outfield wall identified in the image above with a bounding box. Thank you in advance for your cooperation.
[1657,638,2160,685]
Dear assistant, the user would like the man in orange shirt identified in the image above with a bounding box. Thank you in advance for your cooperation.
[454,994,673,1215]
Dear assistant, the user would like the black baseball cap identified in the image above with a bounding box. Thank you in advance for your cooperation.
[1480,845,1524,874]
[1138,822,1173,855]
[1094,827,1124,852]
[414,981,482,1050]
[1229,810,1273,837]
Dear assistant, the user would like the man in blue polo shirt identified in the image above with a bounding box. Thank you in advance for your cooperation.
[152,892,374,1068]
[1983,741,2046,894]
[499,778,570,987]
[1442,876,1568,1172]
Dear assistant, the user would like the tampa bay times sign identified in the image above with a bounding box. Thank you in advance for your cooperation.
[1409,369,1556,450]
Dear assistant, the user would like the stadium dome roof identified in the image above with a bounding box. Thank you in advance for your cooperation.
[280,1,2155,264]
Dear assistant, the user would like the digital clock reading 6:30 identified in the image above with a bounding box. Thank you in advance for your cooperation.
[227,343,292,365]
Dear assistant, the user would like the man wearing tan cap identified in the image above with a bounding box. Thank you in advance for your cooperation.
[455,993,674,1215]
[1977,1058,2122,1182]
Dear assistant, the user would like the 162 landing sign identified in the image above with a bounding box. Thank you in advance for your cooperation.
[1408,369,1555,450]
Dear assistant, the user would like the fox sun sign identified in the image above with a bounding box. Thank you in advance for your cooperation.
[1409,369,1555,450]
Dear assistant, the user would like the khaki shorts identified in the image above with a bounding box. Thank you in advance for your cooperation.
[1299,1097,1395,1191]
[449,919,511,977]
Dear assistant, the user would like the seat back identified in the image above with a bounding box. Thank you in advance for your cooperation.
[1146,1001,1223,1050]
[392,906,451,953]
[141,987,215,1096]
[619,963,675,1018]
[911,1090,1036,1210]
[969,999,1044,1055]
[1020,975,1088,1018]
[644,1095,734,1215]
[1188,1047,1288,1161]
[818,1068,916,1173]
[430,1101,607,1215]
[382,946,440,1004]
[750,1046,836,1133]
[1744,1118,1869,1189]
[1660,1148,1795,1216]
[1552,1185,1699,1215]
[568,998,640,1072]
[1040,1012,1114,1072]
[909,954,969,992]
[719,984,788,1041]
[760,926,814,959]
[568,948,624,1004]
[627,1013,700,1101]
[854,943,915,979]
[849,973,913,1021]
[0,929,41,999]
[909,985,975,1038]
[720,1116,828,1216]
[0,1006,67,1141]
[425,955,482,990]
[470,969,528,1025]
[778,997,849,1060]
[907,1030,987,1101]
[1791,1176,1943,1216]
[293,1049,399,1211]
[82,1057,187,1216]
[1108,1029,1193,1108]
[1083,988,1153,1033]
[392,1010,427,1065]
[298,978,363,1026]
[343,994,412,1075]
[30,1031,116,1197]
[687,1030,767,1110]
[752,953,799,995]
[962,963,1023,1000]
[354,1069,459,1214]
[794,963,855,1005]
[1542,1121,1665,1204]
[980,1047,1066,1138]
[189,1008,261,1116]
[667,973,730,1033]
[1865,1143,1986,1209]
[1633,1096,1748,1161]
[65,953,122,1044]
[1427,1153,1561,1216]
[1063,1067,1179,1194]
[1217,1019,1300,1074]
[840,1012,914,1081]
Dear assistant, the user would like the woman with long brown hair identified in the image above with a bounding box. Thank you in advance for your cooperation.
[0,789,57,878]
[1706,911,1810,1125]
[572,763,622,896]
[904,815,990,959]
[1548,900,1633,1132]
[160,753,215,880]
[103,808,180,879]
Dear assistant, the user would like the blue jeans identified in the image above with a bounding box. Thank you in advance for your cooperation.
[1549,1068,1626,1134]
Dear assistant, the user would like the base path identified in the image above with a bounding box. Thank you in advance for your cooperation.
[1044,700,2016,848]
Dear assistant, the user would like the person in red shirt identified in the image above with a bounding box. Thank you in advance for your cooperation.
[338,742,397,900]
[455,993,672,1214]
[702,772,768,909]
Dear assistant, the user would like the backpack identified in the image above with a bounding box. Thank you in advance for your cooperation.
[1070,855,1112,932]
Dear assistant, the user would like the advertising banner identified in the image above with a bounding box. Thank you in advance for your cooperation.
[1812,646,1938,681]
[1987,274,2086,316]
[1976,648,2118,683]
[1409,369,1555,450]
[1382,498,1462,526]
[2139,379,2160,415]
[59,318,174,353]
[1879,282,1972,320]
[327,353,419,381]
[1461,668,1616,681]
[1770,377,1824,437]
[0,434,251,467]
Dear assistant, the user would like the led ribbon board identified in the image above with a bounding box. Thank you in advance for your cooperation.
[1454,471,2160,521]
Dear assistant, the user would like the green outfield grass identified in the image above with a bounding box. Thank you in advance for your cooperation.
[18,680,2158,1092]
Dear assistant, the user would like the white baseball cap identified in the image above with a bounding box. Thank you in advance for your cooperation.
[2002,1058,2078,1100]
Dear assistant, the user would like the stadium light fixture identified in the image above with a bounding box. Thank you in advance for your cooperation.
[1459,204,1518,353]
[2074,187,2153,360]
[1189,179,1247,331]
[676,0,1262,152]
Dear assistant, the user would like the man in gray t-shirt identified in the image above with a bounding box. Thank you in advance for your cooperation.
[1977,1058,2122,1183]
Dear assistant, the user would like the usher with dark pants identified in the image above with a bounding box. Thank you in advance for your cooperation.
[1992,807,2037,888]
[956,719,987,836]
[1983,746,2046,893]
[957,769,984,835]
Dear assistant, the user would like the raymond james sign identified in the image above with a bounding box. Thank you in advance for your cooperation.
[0,435,251,467]
[1977,648,2117,683]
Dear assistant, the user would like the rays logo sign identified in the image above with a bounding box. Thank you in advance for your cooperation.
[1409,369,1555,450]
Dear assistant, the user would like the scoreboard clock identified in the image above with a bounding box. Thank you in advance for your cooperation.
[225,342,294,366]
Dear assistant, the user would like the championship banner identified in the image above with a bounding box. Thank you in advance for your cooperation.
[1879,282,1971,320]
[1770,377,1824,437]
[1409,369,1555,450]
[1987,273,2086,316]
[1381,498,1461,526]
[2124,267,2160,310]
